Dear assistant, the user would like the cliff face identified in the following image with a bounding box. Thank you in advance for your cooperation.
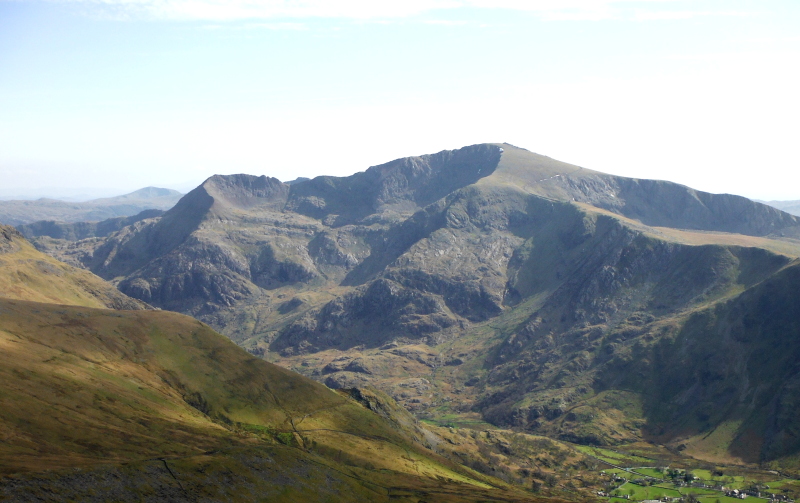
[30,143,800,464]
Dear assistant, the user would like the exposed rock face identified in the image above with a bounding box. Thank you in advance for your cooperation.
[204,174,290,212]
[0,225,23,254]
[273,278,458,353]
[28,142,800,463]
[117,237,258,311]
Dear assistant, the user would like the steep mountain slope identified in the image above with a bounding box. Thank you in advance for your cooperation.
[31,143,800,466]
[639,259,800,463]
[0,186,182,226]
[480,256,800,467]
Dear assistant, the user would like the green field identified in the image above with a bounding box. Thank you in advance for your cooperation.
[697,496,768,503]
[585,448,800,503]
[635,468,666,478]
[612,483,682,500]
[569,440,800,503]
[765,479,800,490]
[680,487,721,496]
[691,470,748,486]
[603,468,632,477]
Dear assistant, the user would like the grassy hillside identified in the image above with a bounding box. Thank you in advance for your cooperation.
[0,225,147,309]
[0,297,565,501]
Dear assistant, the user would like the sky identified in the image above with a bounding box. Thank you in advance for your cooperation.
[1,0,799,201]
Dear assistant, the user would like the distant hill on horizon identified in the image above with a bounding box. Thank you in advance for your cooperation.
[758,199,800,217]
[0,186,183,226]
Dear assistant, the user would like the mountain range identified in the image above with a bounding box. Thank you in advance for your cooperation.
[759,200,800,217]
[21,142,800,472]
[0,187,183,226]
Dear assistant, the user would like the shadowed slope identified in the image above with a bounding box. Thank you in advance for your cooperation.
[636,259,800,464]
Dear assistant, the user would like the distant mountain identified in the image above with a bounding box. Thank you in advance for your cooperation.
[17,208,164,241]
[758,199,800,217]
[0,186,182,226]
[33,143,800,467]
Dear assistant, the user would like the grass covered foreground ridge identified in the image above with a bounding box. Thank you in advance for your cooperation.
[0,298,555,501]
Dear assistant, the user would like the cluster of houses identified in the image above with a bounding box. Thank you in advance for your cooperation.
[723,489,795,503]
[599,495,795,503]
[597,469,795,503]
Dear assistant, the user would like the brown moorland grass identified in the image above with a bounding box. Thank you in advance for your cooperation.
[0,298,556,501]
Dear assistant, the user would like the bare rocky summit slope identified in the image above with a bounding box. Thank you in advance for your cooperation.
[32,143,800,466]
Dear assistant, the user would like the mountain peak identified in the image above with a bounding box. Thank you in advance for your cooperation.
[202,174,289,211]
[286,143,503,222]
[122,186,182,198]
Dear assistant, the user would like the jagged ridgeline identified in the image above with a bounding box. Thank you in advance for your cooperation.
[30,143,800,467]
[0,225,560,502]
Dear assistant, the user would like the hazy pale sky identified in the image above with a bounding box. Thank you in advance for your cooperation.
[2,0,799,200]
